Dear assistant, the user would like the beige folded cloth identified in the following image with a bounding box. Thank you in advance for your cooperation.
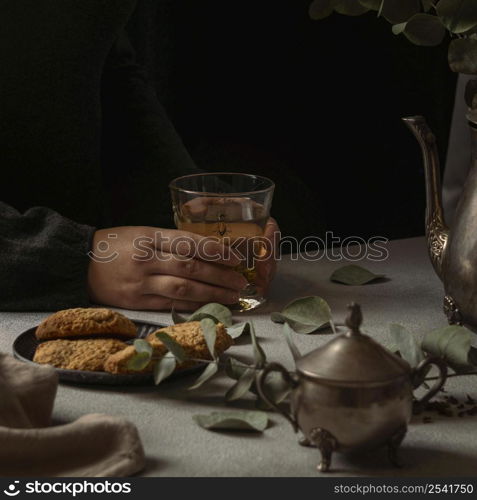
[0,354,146,477]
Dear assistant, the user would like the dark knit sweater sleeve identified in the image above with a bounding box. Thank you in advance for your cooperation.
[101,31,201,228]
[0,202,95,311]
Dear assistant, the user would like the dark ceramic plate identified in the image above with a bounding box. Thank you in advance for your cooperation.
[13,319,200,386]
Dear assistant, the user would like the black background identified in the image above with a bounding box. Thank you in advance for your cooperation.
[127,0,457,241]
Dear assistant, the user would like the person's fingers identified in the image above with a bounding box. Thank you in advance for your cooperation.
[263,217,280,259]
[152,230,242,267]
[143,253,248,291]
[134,295,209,312]
[143,275,240,304]
[255,260,277,295]
[254,218,280,296]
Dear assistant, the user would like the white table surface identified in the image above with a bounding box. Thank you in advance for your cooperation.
[1,237,477,477]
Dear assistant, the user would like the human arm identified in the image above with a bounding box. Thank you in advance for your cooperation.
[0,202,95,311]
[100,31,200,228]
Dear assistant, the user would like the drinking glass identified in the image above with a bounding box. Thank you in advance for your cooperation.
[169,172,275,311]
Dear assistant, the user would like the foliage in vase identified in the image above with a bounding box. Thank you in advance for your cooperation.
[309,0,477,107]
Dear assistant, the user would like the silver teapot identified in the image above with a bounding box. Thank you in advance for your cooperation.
[257,303,447,472]
[404,115,477,330]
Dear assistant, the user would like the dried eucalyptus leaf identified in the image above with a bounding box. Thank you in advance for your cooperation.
[392,22,407,35]
[188,362,219,390]
[359,0,382,10]
[437,0,477,34]
[200,318,217,359]
[422,325,476,372]
[154,332,187,363]
[421,0,433,12]
[193,410,268,432]
[126,351,152,371]
[381,0,421,24]
[226,322,251,339]
[187,312,221,324]
[171,308,187,324]
[282,323,302,362]
[250,322,266,367]
[154,356,176,384]
[225,367,256,401]
[449,38,477,74]
[225,359,291,404]
[225,357,249,380]
[133,339,153,355]
[309,0,334,20]
[330,264,384,285]
[189,303,233,326]
[389,323,423,368]
[334,0,369,16]
[401,13,447,46]
[271,296,333,334]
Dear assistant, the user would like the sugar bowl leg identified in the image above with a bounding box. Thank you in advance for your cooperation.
[309,428,338,472]
[387,425,407,468]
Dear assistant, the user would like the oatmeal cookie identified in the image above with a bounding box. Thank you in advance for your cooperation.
[104,321,232,375]
[33,339,128,371]
[147,321,232,360]
[35,308,137,341]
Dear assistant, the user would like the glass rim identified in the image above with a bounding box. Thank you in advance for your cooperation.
[169,172,275,197]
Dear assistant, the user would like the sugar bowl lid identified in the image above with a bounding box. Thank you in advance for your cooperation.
[296,303,410,383]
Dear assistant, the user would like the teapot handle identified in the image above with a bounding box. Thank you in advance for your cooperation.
[412,356,447,413]
[256,362,299,432]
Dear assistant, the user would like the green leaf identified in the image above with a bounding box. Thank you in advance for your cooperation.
[126,351,152,371]
[154,356,176,384]
[392,22,407,35]
[437,0,477,34]
[154,332,187,363]
[225,358,291,405]
[193,410,268,432]
[171,308,187,324]
[225,357,249,380]
[334,0,369,16]
[226,322,251,339]
[421,0,433,12]
[330,265,384,285]
[422,325,477,372]
[282,323,302,362]
[225,367,256,401]
[133,339,153,355]
[200,318,217,359]
[398,13,447,46]
[309,0,335,20]
[250,322,267,367]
[449,38,477,74]
[189,303,233,326]
[389,323,424,367]
[359,0,382,10]
[187,312,221,324]
[271,296,333,334]
[188,362,219,390]
[381,0,421,24]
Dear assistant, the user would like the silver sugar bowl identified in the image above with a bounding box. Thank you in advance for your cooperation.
[257,303,447,472]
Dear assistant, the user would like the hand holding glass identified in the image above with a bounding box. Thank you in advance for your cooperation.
[169,173,275,311]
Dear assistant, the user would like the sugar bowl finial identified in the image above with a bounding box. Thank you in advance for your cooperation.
[345,302,363,336]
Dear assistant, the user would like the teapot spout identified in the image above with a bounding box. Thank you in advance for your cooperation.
[402,116,449,281]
